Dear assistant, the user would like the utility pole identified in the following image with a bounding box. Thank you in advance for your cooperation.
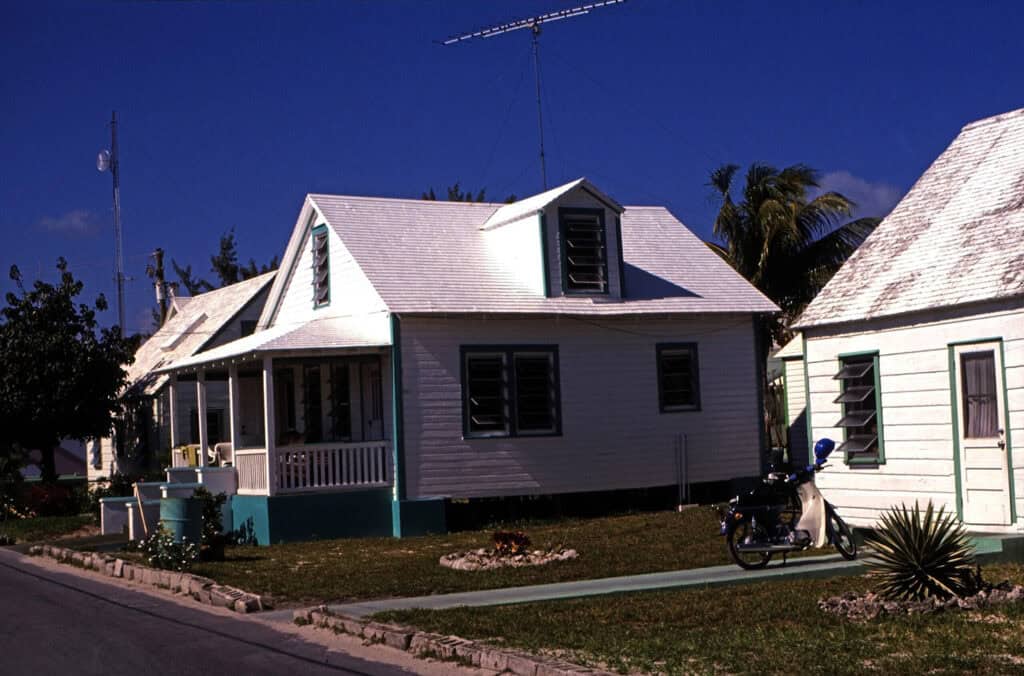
[150,248,168,326]
[440,1,627,192]
[97,111,126,333]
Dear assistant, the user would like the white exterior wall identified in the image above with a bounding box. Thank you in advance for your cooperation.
[542,188,623,299]
[482,214,546,296]
[273,216,386,329]
[804,301,1024,529]
[782,357,809,463]
[399,314,762,499]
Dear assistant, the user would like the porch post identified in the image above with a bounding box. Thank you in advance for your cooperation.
[228,364,241,453]
[262,356,277,495]
[196,370,208,467]
[168,374,179,449]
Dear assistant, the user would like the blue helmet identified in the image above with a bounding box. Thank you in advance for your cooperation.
[814,438,836,464]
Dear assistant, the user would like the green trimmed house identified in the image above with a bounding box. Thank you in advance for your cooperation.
[790,107,1024,533]
[122,178,778,544]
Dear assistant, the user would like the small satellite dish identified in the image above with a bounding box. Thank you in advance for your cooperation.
[96,149,111,172]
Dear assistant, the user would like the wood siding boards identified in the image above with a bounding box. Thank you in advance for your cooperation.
[783,358,809,462]
[397,314,762,499]
[804,301,1024,529]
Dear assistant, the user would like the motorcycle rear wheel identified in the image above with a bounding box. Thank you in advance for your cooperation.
[828,510,857,560]
[727,520,772,570]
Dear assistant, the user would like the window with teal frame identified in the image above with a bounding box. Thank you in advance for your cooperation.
[312,224,330,308]
[833,352,884,464]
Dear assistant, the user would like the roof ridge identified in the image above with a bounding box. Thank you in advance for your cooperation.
[309,193,503,207]
[961,106,1024,131]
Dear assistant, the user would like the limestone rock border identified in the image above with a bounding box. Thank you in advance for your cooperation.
[295,606,613,676]
[28,544,265,614]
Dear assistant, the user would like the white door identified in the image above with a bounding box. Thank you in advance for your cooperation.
[952,343,1011,526]
[361,361,384,440]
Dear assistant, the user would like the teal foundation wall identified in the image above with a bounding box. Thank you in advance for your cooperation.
[392,497,447,537]
[231,488,394,545]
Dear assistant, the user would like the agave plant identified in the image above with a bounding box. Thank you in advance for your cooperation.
[865,501,981,601]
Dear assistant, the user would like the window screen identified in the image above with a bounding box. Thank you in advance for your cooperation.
[961,351,998,438]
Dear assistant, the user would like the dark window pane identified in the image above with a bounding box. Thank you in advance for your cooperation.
[466,354,508,435]
[303,365,323,443]
[837,434,878,455]
[659,346,699,411]
[835,356,880,459]
[961,351,998,438]
[329,362,351,441]
[834,362,873,380]
[515,354,554,433]
[313,229,329,306]
[562,214,608,293]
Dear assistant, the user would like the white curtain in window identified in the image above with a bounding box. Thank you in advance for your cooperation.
[963,352,998,438]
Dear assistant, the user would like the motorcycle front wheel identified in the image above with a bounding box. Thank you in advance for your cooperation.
[727,520,772,570]
[828,510,857,560]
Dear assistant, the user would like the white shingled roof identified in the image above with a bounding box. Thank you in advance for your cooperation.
[160,313,391,371]
[307,183,777,315]
[127,271,275,394]
[797,107,1024,328]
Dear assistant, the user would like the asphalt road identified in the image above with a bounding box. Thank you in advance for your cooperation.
[0,550,413,676]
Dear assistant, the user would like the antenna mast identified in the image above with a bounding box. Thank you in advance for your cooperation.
[97,111,126,333]
[441,0,626,192]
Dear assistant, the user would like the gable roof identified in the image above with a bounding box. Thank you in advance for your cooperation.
[128,271,275,395]
[797,107,1024,329]
[297,181,775,316]
[481,178,622,230]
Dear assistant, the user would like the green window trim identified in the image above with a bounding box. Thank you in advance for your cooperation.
[311,224,330,309]
[834,350,886,466]
[460,345,562,439]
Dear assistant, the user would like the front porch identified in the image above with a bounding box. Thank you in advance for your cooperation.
[166,352,394,498]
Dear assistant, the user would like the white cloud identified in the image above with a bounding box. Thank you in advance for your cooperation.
[37,209,101,236]
[817,171,904,220]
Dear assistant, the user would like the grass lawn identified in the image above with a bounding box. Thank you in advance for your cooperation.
[192,507,812,605]
[377,563,1024,675]
[0,514,94,544]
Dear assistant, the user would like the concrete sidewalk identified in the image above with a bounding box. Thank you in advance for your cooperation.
[309,532,1022,619]
[329,553,867,618]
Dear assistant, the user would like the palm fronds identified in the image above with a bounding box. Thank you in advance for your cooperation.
[864,501,981,601]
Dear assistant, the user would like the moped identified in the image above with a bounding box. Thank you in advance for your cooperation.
[720,438,857,569]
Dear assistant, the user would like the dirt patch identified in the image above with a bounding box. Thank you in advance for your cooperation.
[819,581,1024,622]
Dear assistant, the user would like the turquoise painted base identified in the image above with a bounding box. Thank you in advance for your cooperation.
[231,488,393,545]
[391,497,447,537]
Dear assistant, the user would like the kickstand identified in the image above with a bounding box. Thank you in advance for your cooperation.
[782,552,788,566]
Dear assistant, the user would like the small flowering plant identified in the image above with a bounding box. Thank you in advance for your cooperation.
[136,526,199,572]
[493,530,531,556]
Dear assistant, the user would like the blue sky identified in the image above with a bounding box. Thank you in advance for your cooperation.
[2,0,1023,335]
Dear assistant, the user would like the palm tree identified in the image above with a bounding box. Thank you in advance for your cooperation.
[708,163,880,350]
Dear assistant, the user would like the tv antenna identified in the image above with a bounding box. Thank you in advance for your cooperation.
[440,1,627,191]
[97,111,125,333]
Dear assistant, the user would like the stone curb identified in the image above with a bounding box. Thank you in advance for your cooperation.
[28,544,266,614]
[294,606,612,676]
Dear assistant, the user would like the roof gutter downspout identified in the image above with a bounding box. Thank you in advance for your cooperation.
[390,313,406,537]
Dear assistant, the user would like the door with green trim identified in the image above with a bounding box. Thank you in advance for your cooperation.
[953,342,1011,526]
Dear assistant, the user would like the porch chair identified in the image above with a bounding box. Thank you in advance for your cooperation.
[213,442,233,467]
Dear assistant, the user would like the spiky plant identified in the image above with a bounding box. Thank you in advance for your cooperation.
[864,501,980,601]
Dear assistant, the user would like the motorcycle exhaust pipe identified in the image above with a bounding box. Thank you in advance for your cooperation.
[735,543,803,553]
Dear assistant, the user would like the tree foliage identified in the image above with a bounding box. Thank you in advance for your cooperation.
[422,182,516,204]
[0,259,136,482]
[171,228,279,296]
[708,163,879,348]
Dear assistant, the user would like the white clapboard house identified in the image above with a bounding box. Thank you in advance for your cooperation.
[790,107,1024,533]
[115,178,777,544]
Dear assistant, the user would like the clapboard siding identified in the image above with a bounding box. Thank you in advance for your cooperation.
[782,358,808,462]
[806,302,1024,529]
[399,315,762,499]
[274,220,386,329]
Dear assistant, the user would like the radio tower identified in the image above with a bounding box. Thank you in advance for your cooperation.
[440,1,627,191]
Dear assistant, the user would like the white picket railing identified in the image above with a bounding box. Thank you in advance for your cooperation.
[236,449,269,495]
[276,441,389,494]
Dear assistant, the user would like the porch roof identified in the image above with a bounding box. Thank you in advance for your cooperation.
[157,312,391,372]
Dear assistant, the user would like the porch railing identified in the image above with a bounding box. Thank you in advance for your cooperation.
[276,441,389,494]
[236,449,269,495]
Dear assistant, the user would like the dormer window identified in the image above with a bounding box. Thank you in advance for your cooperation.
[559,208,608,294]
[312,224,329,308]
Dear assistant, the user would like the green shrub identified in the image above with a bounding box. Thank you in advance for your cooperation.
[136,526,199,571]
[865,500,981,601]
[193,486,228,560]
